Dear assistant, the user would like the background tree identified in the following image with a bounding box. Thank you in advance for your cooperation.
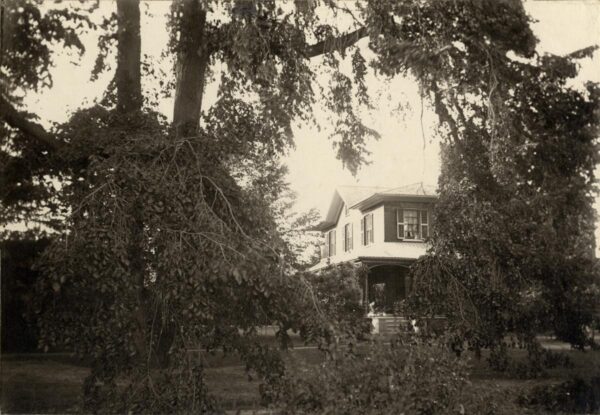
[0,0,95,353]
[397,1,600,368]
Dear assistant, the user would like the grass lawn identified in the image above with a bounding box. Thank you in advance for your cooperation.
[2,344,599,414]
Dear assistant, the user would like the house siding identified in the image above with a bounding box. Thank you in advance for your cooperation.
[316,204,385,266]
[384,205,398,242]
[311,198,435,271]
[310,187,437,272]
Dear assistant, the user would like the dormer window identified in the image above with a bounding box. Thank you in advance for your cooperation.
[397,209,429,240]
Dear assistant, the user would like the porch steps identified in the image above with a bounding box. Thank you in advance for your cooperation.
[371,316,412,335]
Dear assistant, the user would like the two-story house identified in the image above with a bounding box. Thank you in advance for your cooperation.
[311,183,437,314]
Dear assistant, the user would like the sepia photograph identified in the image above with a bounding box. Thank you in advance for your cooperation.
[1,0,599,413]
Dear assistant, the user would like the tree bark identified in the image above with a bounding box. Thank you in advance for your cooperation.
[116,0,142,114]
[114,0,152,363]
[172,0,209,138]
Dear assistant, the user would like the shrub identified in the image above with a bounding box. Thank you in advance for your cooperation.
[265,333,521,414]
[288,264,371,345]
[518,376,600,414]
[1,236,50,352]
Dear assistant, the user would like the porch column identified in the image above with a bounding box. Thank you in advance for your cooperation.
[364,271,369,314]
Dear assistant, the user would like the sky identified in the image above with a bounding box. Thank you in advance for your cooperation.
[21,0,600,254]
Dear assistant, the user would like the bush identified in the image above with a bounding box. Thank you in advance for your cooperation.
[265,333,521,414]
[1,236,50,352]
[288,264,371,344]
[518,376,600,414]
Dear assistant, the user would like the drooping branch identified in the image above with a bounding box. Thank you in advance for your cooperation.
[306,26,368,58]
[0,94,64,150]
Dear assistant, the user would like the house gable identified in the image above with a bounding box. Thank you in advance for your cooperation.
[315,185,389,231]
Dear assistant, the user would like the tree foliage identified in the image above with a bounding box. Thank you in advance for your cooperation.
[398,0,600,366]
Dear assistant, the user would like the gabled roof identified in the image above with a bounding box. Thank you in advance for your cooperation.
[313,183,437,231]
[379,182,437,197]
[337,185,390,207]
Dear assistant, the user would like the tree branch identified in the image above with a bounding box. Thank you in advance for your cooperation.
[305,26,452,61]
[0,94,64,150]
[566,45,598,59]
[306,26,368,58]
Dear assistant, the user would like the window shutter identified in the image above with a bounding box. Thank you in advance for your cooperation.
[369,214,374,243]
[360,217,365,245]
[349,223,353,250]
[344,224,353,252]
[396,209,404,239]
[331,230,336,256]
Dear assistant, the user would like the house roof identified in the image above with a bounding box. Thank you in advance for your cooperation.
[379,182,437,197]
[337,185,390,208]
[313,183,437,231]
[352,182,437,210]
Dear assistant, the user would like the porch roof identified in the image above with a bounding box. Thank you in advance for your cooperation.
[358,256,416,267]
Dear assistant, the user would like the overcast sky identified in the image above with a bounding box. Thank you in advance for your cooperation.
[24,0,600,254]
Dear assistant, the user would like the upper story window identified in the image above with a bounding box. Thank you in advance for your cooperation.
[397,209,429,240]
[361,213,374,245]
[344,223,353,252]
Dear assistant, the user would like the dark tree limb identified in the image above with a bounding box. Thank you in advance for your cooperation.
[306,26,368,58]
[116,0,142,113]
[566,45,598,59]
[305,26,453,61]
[0,94,64,150]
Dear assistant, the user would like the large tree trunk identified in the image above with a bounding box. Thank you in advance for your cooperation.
[115,0,151,363]
[172,0,209,138]
[116,0,142,114]
[149,0,211,367]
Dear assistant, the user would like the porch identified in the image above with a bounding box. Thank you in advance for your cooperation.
[359,260,415,335]
[361,261,414,315]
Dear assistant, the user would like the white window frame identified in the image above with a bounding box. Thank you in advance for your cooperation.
[397,208,429,240]
[396,209,404,239]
